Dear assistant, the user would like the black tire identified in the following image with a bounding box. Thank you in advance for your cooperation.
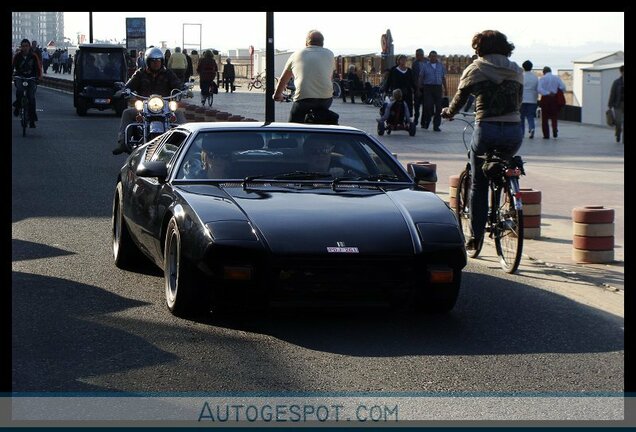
[21,110,27,137]
[409,122,416,136]
[456,168,483,258]
[418,270,462,313]
[164,216,208,317]
[377,122,385,136]
[76,99,88,116]
[332,81,341,98]
[112,182,144,269]
[494,184,524,273]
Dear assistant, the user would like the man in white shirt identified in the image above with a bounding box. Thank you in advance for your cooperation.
[273,30,335,123]
[537,66,566,139]
[521,60,539,139]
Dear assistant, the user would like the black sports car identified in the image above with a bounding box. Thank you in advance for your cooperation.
[112,122,466,317]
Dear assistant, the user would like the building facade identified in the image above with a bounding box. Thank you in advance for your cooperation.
[12,12,64,49]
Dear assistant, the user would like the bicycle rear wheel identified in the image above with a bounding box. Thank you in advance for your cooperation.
[456,168,483,258]
[332,81,341,98]
[494,184,524,273]
[20,100,28,137]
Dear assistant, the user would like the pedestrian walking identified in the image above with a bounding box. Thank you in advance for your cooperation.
[521,60,539,139]
[608,65,624,143]
[537,66,566,139]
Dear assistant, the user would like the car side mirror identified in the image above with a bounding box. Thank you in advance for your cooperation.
[411,164,437,184]
[136,161,168,182]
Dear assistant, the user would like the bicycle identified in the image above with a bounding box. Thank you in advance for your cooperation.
[453,111,526,274]
[200,80,220,107]
[332,79,341,98]
[13,76,37,137]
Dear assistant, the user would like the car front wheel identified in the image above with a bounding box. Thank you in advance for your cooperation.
[112,182,143,268]
[164,216,207,317]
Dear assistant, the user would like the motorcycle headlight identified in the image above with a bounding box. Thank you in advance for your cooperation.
[168,101,178,112]
[147,96,164,114]
[134,100,144,111]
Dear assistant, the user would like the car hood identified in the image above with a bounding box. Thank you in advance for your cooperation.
[179,184,458,255]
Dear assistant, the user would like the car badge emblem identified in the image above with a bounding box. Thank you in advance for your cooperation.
[327,242,359,253]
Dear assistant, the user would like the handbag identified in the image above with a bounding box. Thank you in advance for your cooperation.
[210,81,218,94]
[556,89,566,107]
[606,108,616,127]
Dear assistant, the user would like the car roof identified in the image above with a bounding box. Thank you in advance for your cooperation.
[78,44,127,50]
[172,121,366,134]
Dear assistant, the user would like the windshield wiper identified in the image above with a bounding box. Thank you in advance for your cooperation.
[330,174,402,191]
[357,174,401,181]
[242,171,332,190]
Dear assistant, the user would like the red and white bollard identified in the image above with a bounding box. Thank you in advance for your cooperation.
[572,206,615,263]
[448,174,460,210]
[520,188,542,239]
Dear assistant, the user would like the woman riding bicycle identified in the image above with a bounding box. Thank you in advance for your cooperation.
[12,38,42,128]
[197,49,219,105]
[441,29,524,251]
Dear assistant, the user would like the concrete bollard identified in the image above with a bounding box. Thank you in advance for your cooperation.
[448,174,461,210]
[406,161,437,192]
[572,206,615,263]
[520,188,542,239]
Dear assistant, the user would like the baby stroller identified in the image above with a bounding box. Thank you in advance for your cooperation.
[377,89,416,136]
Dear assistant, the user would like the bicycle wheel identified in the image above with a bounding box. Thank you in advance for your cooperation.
[253,79,262,90]
[332,81,341,98]
[456,168,483,258]
[247,81,253,91]
[20,99,28,137]
[494,183,524,273]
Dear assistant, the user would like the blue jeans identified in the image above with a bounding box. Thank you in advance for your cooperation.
[520,103,537,135]
[469,121,523,241]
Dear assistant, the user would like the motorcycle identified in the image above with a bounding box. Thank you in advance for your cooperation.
[115,81,194,153]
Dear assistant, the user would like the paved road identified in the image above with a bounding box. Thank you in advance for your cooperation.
[11,87,623,416]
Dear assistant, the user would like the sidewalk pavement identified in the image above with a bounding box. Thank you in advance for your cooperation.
[49,73,625,293]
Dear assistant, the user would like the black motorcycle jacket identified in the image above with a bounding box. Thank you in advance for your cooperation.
[125,66,182,97]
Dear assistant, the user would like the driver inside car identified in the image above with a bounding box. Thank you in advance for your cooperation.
[302,136,345,177]
[112,47,186,155]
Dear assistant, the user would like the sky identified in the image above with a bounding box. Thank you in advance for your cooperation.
[63,12,625,70]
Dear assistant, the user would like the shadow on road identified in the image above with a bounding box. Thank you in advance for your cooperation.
[192,269,623,358]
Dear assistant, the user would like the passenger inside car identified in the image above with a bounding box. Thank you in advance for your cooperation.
[302,135,346,177]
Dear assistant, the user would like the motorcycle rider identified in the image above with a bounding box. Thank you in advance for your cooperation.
[12,38,42,128]
[112,47,186,155]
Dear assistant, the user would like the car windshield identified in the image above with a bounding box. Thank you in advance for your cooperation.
[80,51,125,80]
[176,131,410,182]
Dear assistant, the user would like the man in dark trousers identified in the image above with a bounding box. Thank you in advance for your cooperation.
[183,49,193,83]
[222,58,236,92]
[608,65,623,143]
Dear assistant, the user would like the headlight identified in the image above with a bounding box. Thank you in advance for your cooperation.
[147,96,164,113]
[168,101,178,112]
[205,221,258,241]
[134,100,143,111]
[22,81,29,87]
